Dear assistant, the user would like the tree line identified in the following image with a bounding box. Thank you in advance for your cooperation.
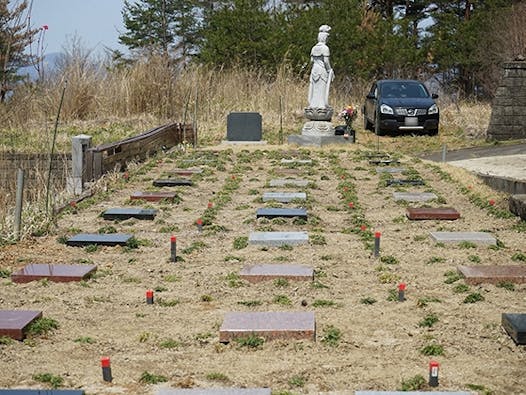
[1,0,525,103]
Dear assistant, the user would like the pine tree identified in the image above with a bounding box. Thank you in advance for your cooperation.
[0,0,38,102]
[119,0,200,60]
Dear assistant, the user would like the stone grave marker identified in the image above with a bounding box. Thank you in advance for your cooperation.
[274,168,302,176]
[393,192,437,202]
[66,233,132,247]
[153,179,193,187]
[170,168,203,176]
[239,264,314,283]
[0,390,85,394]
[103,208,157,220]
[509,194,526,220]
[226,112,263,141]
[355,392,471,395]
[157,389,270,395]
[219,311,315,342]
[130,191,178,202]
[376,167,407,174]
[386,179,425,186]
[0,310,42,340]
[369,158,400,166]
[502,313,526,344]
[249,231,309,247]
[406,207,460,220]
[11,264,97,283]
[256,208,307,219]
[262,192,306,203]
[429,231,497,246]
[269,179,309,187]
[458,265,526,285]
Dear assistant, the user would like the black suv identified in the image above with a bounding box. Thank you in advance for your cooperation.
[363,79,439,136]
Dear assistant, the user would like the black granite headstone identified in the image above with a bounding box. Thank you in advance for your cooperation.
[66,233,132,247]
[153,179,193,187]
[256,208,307,219]
[502,313,526,345]
[227,112,262,141]
[103,208,157,220]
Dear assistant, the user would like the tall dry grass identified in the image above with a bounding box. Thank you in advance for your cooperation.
[0,53,495,242]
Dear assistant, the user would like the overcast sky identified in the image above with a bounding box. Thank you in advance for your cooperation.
[29,0,127,54]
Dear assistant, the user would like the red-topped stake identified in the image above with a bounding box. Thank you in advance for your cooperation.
[374,232,381,257]
[207,202,213,209]
[348,202,354,209]
[489,199,495,206]
[360,225,367,232]
[146,289,154,305]
[170,236,177,262]
[101,356,112,382]
[398,283,406,302]
[429,360,439,387]
[196,218,203,233]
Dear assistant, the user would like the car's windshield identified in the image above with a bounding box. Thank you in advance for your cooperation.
[381,82,429,98]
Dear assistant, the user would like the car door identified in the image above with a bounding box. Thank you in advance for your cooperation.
[364,83,378,127]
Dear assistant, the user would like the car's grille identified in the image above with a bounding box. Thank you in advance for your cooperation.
[395,108,427,116]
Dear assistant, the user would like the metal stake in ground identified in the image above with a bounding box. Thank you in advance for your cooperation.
[146,290,154,304]
[398,283,406,302]
[429,360,439,387]
[196,218,203,233]
[374,232,381,257]
[170,236,177,262]
[101,356,112,382]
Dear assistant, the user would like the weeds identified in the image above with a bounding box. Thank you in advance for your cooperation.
[497,281,515,291]
[312,299,337,308]
[26,317,59,337]
[32,373,64,388]
[235,334,264,348]
[463,292,485,303]
[444,270,461,284]
[360,297,377,305]
[74,336,95,344]
[274,278,289,287]
[321,325,341,347]
[400,374,426,391]
[511,252,526,262]
[288,375,306,387]
[453,283,470,293]
[237,300,262,307]
[159,338,180,349]
[139,371,168,384]
[226,272,243,288]
[233,236,248,250]
[380,255,399,265]
[421,343,444,356]
[181,241,207,254]
[426,256,445,265]
[273,295,292,305]
[418,313,439,328]
[206,372,230,382]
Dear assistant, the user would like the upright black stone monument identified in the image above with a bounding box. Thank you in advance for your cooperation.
[226,112,262,141]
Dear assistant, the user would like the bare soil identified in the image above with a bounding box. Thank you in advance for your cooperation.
[0,145,525,395]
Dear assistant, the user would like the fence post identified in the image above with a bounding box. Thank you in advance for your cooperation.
[68,134,92,195]
[14,168,25,240]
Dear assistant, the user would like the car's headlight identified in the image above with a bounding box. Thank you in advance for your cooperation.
[428,104,439,115]
[380,104,394,115]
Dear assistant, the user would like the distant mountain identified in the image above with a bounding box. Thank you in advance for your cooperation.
[18,52,62,81]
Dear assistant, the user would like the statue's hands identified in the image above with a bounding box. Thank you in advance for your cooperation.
[330,69,335,81]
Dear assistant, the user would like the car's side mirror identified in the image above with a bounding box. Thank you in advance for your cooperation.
[366,93,376,100]
[431,93,439,99]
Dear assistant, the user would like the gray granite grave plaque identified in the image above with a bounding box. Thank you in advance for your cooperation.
[429,231,496,245]
[262,192,306,203]
[227,112,262,141]
[66,233,132,247]
[376,167,407,174]
[280,159,312,164]
[256,208,307,219]
[103,208,157,220]
[157,389,270,395]
[249,231,309,246]
[240,264,313,282]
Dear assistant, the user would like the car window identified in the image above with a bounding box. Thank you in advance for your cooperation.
[382,82,429,98]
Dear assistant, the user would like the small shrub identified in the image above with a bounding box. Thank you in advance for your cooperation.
[201,294,213,302]
[418,313,439,328]
[33,373,64,388]
[235,334,264,348]
[288,375,306,387]
[310,234,327,245]
[0,336,14,345]
[511,252,526,262]
[468,254,481,263]
[400,374,426,391]
[274,278,289,287]
[421,343,444,356]
[321,325,341,347]
[466,384,494,395]
[273,295,292,305]
[453,283,470,293]
[497,281,515,291]
[426,256,445,265]
[26,317,59,336]
[360,297,377,305]
[181,241,207,254]
[98,225,117,234]
[0,268,11,278]
[444,270,461,284]
[233,236,248,250]
[139,371,168,384]
[206,372,230,382]
[380,255,399,265]
[84,244,98,253]
[157,298,180,307]
[459,241,477,249]
[226,272,243,288]
[463,292,485,304]
[312,299,337,308]
[159,338,179,349]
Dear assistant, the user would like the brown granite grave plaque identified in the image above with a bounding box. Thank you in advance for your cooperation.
[406,207,460,220]
[458,265,526,285]
[239,264,313,283]
[130,191,178,202]
[0,310,42,340]
[11,264,97,283]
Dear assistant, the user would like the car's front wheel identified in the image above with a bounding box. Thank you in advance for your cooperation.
[426,128,439,136]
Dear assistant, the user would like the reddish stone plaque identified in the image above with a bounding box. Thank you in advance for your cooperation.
[406,207,460,220]
[11,264,97,283]
[0,310,42,340]
[239,264,313,283]
[458,265,526,285]
[130,191,178,202]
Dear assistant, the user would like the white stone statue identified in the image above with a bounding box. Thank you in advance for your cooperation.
[308,25,334,109]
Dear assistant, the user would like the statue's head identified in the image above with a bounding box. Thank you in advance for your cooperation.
[317,25,331,43]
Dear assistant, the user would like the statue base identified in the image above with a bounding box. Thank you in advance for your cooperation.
[301,121,334,136]
[288,134,356,147]
[304,106,333,121]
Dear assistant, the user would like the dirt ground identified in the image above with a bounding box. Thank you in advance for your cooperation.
[0,145,525,395]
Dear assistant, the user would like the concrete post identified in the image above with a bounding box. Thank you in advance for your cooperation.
[68,134,92,195]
